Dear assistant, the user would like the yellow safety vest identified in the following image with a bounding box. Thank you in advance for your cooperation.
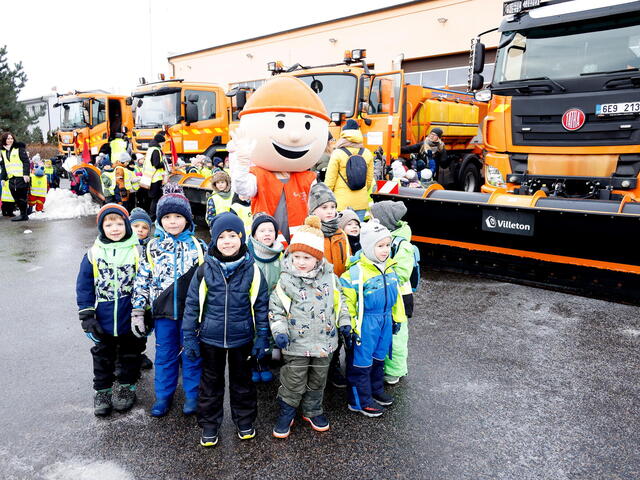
[102,171,116,196]
[30,174,47,197]
[116,166,133,192]
[130,166,141,192]
[110,138,127,163]
[44,164,54,175]
[231,201,253,237]
[1,148,23,179]
[141,146,165,188]
[211,193,234,215]
[1,180,14,202]
[200,167,213,178]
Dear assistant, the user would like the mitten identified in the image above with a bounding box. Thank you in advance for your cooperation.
[79,310,103,343]
[274,333,290,350]
[131,309,146,338]
[339,325,353,349]
[252,332,271,359]
[392,321,401,335]
[183,336,200,360]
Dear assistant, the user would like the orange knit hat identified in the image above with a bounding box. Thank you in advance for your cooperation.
[239,76,330,122]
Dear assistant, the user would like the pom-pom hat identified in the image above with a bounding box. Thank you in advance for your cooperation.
[287,216,325,261]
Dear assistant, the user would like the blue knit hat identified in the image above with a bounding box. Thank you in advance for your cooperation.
[156,193,193,226]
[342,119,359,131]
[129,207,152,228]
[251,212,279,238]
[210,212,246,246]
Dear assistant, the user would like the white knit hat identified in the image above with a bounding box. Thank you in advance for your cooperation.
[288,216,325,261]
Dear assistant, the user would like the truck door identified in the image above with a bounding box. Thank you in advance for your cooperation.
[90,98,108,156]
[361,72,403,159]
[183,88,225,156]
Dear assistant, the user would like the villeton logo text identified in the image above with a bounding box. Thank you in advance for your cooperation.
[485,216,531,231]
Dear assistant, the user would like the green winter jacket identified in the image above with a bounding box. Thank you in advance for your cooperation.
[391,221,415,294]
[269,255,351,357]
[247,236,284,294]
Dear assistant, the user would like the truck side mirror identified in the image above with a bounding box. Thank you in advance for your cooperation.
[125,97,133,106]
[236,90,247,111]
[471,73,484,91]
[471,40,486,74]
[187,94,200,103]
[185,103,199,124]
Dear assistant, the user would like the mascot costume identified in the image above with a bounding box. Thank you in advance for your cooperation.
[229,76,329,241]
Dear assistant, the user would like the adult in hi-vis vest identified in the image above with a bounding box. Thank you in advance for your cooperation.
[230,76,329,242]
[141,133,167,219]
[0,132,31,221]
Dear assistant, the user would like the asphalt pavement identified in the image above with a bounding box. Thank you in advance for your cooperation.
[1,214,639,480]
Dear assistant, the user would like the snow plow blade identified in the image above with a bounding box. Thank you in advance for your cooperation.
[373,184,640,305]
[71,163,105,203]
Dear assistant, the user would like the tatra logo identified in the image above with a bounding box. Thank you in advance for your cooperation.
[562,108,586,131]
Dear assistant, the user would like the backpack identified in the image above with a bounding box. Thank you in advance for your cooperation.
[391,237,421,292]
[338,147,368,190]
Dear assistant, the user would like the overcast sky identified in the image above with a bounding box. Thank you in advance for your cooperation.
[6,0,401,100]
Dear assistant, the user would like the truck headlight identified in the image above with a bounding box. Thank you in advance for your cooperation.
[485,165,506,187]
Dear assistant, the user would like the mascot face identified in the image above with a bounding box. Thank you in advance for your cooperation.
[240,111,328,172]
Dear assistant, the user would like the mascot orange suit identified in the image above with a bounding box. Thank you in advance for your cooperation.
[229,76,329,241]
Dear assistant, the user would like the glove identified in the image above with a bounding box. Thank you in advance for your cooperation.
[392,321,402,335]
[252,330,271,359]
[228,127,256,172]
[79,310,103,343]
[339,326,353,350]
[183,336,200,360]
[131,309,146,338]
[274,333,289,350]
[352,331,362,346]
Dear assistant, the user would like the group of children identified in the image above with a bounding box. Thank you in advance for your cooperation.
[76,180,418,448]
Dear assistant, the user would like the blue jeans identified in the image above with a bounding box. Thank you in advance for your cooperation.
[154,318,202,400]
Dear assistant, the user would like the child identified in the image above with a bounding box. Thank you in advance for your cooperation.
[28,164,48,213]
[205,171,233,227]
[76,204,145,416]
[338,208,361,254]
[339,219,406,417]
[201,157,214,178]
[247,213,284,382]
[370,201,415,385]
[182,212,270,447]
[132,188,207,417]
[1,179,16,217]
[308,182,350,388]
[230,194,253,237]
[269,216,351,438]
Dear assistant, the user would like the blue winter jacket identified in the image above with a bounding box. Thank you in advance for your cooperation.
[182,252,269,349]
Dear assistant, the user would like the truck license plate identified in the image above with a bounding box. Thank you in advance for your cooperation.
[596,102,640,115]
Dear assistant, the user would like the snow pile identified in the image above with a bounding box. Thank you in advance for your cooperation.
[42,459,134,480]
[30,188,99,221]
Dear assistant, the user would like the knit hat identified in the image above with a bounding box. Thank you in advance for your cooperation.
[287,216,325,261]
[342,119,359,131]
[360,219,392,264]
[96,203,132,243]
[370,200,407,232]
[308,182,337,215]
[251,212,279,238]
[239,76,330,122]
[153,132,166,143]
[338,208,360,231]
[156,193,193,226]
[211,170,231,192]
[129,207,152,228]
[118,152,132,164]
[213,156,225,168]
[431,127,443,138]
[98,154,111,169]
[210,211,246,247]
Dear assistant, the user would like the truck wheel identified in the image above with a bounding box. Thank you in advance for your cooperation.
[461,162,480,192]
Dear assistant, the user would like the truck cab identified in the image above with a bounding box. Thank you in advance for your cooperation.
[55,92,133,158]
[471,0,640,200]
[131,79,232,159]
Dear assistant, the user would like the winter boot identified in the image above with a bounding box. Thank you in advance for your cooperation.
[348,403,384,418]
[260,369,273,382]
[251,370,261,383]
[200,426,219,447]
[150,397,172,417]
[384,374,400,385]
[302,413,330,432]
[141,353,153,370]
[273,399,297,439]
[183,397,198,416]
[373,391,394,406]
[112,384,137,412]
[237,424,256,440]
[94,388,113,417]
[11,214,28,222]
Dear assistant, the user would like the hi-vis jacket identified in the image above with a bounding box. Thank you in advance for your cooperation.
[76,234,140,336]
[339,252,406,336]
[29,174,48,197]
[390,221,415,296]
[141,144,165,188]
[182,252,269,349]
[132,222,206,320]
[0,143,29,180]
[269,256,350,357]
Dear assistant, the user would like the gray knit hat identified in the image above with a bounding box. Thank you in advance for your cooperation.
[308,182,336,214]
[338,208,360,231]
[360,219,392,264]
[370,200,407,232]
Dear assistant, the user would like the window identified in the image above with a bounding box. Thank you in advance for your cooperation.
[407,64,495,90]
[405,72,421,85]
[185,90,216,121]
[421,69,447,88]
[364,73,401,114]
[92,99,106,126]
[447,67,470,88]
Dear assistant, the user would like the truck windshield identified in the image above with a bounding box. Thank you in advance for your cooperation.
[295,74,357,117]
[494,14,640,83]
[135,92,179,128]
[60,102,86,129]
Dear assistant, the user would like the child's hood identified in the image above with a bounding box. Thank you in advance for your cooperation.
[392,220,412,240]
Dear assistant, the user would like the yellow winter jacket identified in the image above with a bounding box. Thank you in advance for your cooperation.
[324,130,374,211]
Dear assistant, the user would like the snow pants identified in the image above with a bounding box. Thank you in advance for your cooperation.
[28,194,45,212]
[384,320,409,377]
[91,333,145,390]
[197,342,256,430]
[346,312,392,409]
[154,318,202,401]
[8,177,29,217]
[279,354,332,418]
